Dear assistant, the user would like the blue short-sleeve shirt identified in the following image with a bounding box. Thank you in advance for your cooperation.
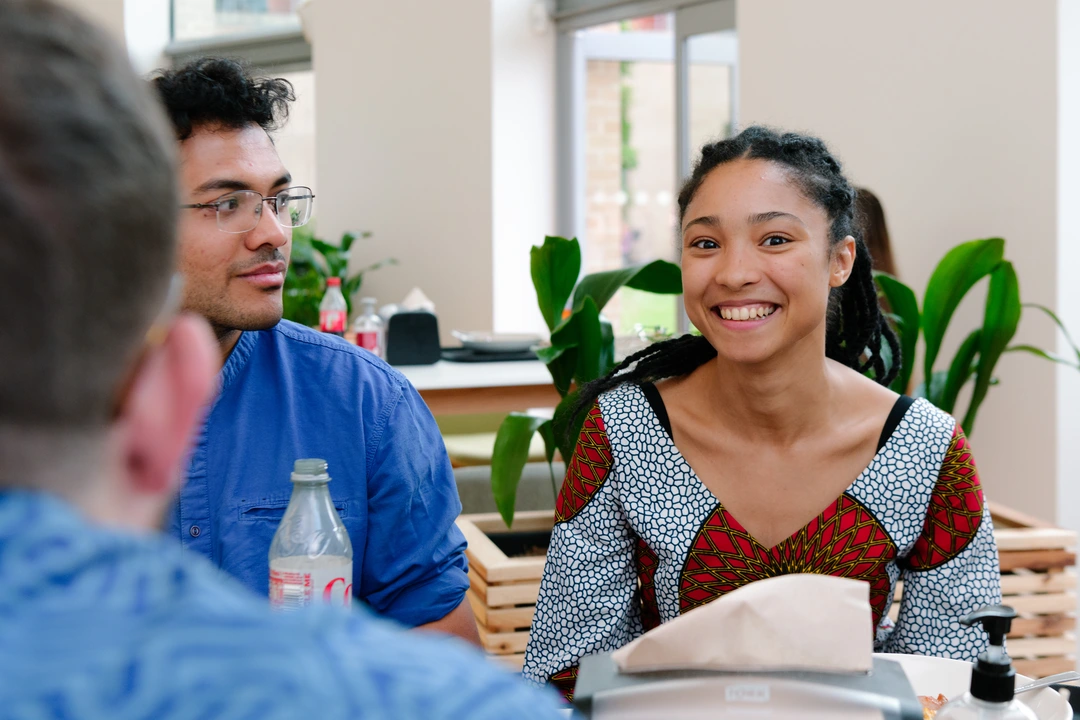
[166,320,468,626]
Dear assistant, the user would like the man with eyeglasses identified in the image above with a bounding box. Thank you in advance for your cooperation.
[150,58,480,643]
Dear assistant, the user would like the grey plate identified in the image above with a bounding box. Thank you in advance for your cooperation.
[451,331,542,353]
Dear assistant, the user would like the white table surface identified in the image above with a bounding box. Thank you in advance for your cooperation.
[396,360,553,392]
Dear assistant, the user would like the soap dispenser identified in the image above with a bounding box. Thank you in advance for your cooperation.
[935,605,1037,720]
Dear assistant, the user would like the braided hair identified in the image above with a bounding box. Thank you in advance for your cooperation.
[573,126,900,423]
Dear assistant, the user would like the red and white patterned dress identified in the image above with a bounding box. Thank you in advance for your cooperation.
[522,382,1001,700]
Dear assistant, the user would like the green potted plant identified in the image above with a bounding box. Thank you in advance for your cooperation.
[283,226,397,327]
[489,235,682,528]
[875,237,1080,434]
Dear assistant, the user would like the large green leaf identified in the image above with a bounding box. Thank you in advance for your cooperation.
[573,298,605,385]
[491,413,550,527]
[571,259,682,315]
[531,236,581,332]
[875,273,919,394]
[551,390,586,468]
[940,329,981,413]
[922,238,1004,383]
[964,261,1021,433]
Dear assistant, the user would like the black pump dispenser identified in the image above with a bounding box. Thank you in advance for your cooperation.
[961,605,1018,703]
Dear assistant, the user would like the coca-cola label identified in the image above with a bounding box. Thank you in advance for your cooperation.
[269,560,353,610]
[320,309,347,334]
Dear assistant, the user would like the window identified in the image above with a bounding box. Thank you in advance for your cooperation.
[559,2,737,336]
[172,0,305,42]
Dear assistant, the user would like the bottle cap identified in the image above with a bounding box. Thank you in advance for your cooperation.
[961,605,1018,703]
[326,277,341,287]
[291,458,331,483]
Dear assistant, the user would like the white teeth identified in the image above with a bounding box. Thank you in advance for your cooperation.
[718,305,776,321]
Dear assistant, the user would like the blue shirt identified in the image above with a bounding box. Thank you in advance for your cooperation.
[167,321,468,627]
[0,491,566,719]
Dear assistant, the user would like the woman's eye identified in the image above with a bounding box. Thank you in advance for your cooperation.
[692,238,719,250]
[763,235,790,247]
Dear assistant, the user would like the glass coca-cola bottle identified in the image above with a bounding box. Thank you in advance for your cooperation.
[268,459,353,610]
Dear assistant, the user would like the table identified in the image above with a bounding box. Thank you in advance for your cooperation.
[397,360,560,415]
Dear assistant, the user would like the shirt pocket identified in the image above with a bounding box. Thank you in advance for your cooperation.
[237,496,351,522]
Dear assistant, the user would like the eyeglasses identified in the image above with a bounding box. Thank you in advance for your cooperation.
[180,186,315,234]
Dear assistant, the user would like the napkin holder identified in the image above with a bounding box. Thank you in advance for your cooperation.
[573,653,924,720]
[386,311,441,366]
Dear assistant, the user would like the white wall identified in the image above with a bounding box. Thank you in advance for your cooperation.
[313,0,556,343]
[738,0,1061,520]
[1057,0,1080,535]
[314,0,494,343]
[492,1,558,336]
[56,0,125,44]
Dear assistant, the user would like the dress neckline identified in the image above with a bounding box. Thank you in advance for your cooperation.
[635,382,916,552]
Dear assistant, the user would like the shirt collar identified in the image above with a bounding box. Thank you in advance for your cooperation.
[218,329,259,393]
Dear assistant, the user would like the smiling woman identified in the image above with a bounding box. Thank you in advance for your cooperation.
[522,127,1003,701]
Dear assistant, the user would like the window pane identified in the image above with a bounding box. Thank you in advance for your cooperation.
[173,0,304,42]
[582,15,678,337]
[687,30,736,158]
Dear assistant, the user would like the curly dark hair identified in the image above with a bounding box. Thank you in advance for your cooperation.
[151,57,295,141]
[574,126,900,422]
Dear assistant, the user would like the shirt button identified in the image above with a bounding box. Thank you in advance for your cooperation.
[189,525,201,538]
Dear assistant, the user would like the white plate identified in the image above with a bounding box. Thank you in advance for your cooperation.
[877,653,1071,720]
[451,331,542,353]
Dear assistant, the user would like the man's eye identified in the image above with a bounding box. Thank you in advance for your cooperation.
[219,197,240,212]
[763,235,790,247]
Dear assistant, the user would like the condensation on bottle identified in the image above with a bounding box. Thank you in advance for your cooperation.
[268,458,354,611]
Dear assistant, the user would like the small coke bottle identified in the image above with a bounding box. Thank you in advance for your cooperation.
[269,459,354,610]
[352,297,386,358]
[319,277,348,336]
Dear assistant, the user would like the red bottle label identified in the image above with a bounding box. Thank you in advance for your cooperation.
[320,309,346,333]
[357,331,379,352]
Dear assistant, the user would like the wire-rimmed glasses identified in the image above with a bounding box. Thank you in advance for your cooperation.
[181,186,315,234]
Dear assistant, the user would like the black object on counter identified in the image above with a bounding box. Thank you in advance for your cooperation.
[386,311,441,366]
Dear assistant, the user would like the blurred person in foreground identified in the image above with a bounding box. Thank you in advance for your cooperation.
[148,57,479,643]
[0,2,562,717]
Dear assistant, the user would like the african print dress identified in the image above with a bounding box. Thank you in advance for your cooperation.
[522,382,1001,699]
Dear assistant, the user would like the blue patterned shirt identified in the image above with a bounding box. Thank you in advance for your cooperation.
[166,321,469,626]
[0,491,567,719]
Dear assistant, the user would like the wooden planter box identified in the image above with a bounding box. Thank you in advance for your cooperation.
[457,510,553,671]
[459,503,1077,677]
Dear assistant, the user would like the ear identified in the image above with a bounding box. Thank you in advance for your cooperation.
[116,314,218,498]
[830,236,857,288]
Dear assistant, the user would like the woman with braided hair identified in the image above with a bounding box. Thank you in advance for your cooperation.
[523,127,1001,700]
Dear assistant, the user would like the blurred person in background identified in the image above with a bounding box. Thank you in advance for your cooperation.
[0,2,563,717]
[149,58,478,643]
[856,187,898,277]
